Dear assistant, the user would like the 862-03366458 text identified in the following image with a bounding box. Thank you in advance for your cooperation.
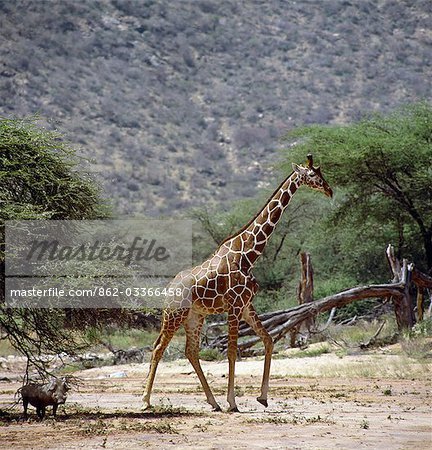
[8,286,183,298]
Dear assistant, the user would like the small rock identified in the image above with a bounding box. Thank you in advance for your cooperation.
[109,371,127,378]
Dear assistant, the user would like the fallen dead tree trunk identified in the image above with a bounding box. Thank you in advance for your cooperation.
[207,245,429,354]
[207,280,408,353]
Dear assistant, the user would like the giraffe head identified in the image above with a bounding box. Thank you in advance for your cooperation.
[292,154,333,198]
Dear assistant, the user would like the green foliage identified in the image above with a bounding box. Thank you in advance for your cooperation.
[90,327,159,350]
[404,317,432,338]
[314,275,359,300]
[333,299,378,323]
[0,116,109,222]
[288,344,331,359]
[0,116,109,375]
[252,288,298,314]
[0,308,91,373]
[191,103,432,328]
[326,317,399,349]
[199,347,224,361]
[283,102,432,274]
[401,317,432,360]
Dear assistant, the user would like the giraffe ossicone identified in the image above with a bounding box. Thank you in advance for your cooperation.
[143,154,333,412]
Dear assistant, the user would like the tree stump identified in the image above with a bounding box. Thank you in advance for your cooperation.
[290,252,315,347]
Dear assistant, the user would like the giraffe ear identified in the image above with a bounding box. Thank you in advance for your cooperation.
[292,163,302,174]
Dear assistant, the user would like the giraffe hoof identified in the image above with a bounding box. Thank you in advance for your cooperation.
[257,397,268,407]
[212,405,222,412]
[228,406,240,413]
[141,402,152,411]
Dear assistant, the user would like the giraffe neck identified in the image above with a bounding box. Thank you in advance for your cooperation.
[224,171,301,272]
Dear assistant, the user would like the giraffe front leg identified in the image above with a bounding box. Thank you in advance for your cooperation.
[226,308,241,412]
[242,304,274,407]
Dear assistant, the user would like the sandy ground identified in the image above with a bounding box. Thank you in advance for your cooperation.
[0,348,431,450]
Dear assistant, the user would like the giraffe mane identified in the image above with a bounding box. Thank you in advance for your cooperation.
[219,171,296,245]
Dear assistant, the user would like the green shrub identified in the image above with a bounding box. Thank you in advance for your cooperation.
[405,318,432,338]
[199,347,224,361]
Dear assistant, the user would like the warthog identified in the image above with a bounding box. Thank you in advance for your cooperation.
[19,377,69,419]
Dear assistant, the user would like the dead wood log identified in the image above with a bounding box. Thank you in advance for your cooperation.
[386,245,415,329]
[412,268,432,289]
[314,307,336,333]
[359,321,386,349]
[290,252,315,346]
[207,281,407,353]
[298,252,314,305]
[412,270,432,321]
[417,288,424,322]
[386,244,432,324]
[206,245,429,354]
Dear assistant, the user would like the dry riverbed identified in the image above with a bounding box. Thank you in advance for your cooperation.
[0,345,431,449]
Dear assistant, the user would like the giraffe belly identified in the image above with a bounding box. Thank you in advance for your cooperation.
[192,295,228,315]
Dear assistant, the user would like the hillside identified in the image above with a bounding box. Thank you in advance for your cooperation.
[0,0,431,216]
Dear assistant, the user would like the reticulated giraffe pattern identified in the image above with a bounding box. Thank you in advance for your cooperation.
[143,154,333,412]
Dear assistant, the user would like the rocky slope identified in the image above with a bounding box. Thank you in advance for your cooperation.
[0,0,430,215]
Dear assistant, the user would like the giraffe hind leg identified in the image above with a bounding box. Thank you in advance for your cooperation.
[142,309,188,410]
[184,312,221,411]
[226,307,241,412]
[242,304,274,407]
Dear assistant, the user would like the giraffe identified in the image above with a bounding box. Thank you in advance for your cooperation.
[143,154,333,412]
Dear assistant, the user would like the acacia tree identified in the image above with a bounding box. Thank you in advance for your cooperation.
[284,102,432,273]
[0,117,109,373]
